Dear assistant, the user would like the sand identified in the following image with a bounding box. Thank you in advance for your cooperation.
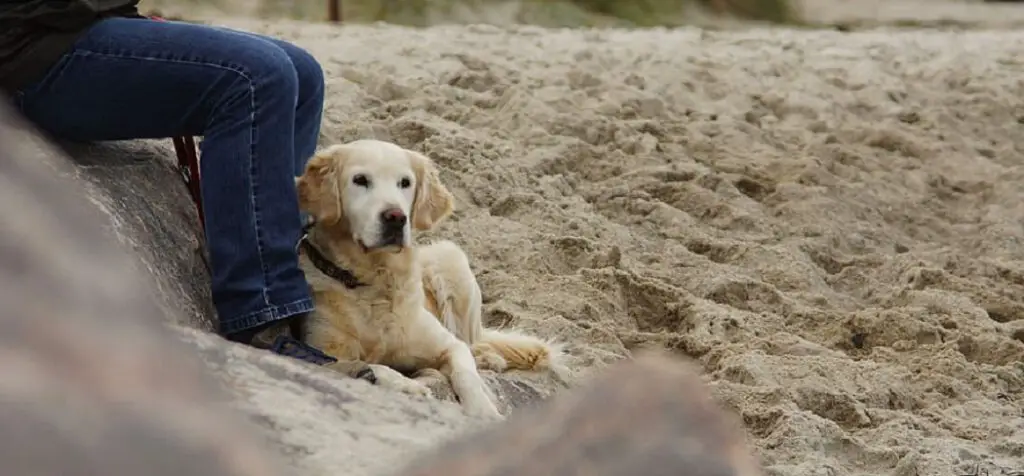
[186,12,1024,476]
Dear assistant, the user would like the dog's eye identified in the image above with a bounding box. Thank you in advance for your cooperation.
[399,177,412,189]
[352,174,369,187]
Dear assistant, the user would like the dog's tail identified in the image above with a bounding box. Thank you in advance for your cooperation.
[472,328,568,378]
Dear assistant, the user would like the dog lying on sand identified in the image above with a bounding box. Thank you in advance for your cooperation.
[294,139,564,419]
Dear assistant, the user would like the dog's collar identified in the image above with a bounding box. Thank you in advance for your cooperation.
[298,222,367,290]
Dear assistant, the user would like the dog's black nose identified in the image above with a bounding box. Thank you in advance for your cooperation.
[380,208,407,227]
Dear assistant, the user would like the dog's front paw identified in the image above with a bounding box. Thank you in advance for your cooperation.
[326,360,377,384]
[369,364,433,398]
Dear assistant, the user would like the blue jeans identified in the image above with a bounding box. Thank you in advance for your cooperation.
[12,17,325,337]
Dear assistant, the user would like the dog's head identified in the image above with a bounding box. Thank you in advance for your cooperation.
[295,139,454,253]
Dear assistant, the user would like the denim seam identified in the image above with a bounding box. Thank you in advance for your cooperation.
[18,52,76,99]
[248,88,273,308]
[219,298,315,334]
[68,49,275,307]
[71,48,253,79]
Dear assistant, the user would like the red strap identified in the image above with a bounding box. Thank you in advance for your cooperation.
[172,136,204,229]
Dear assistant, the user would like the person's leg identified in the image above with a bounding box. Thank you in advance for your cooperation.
[216,29,324,228]
[13,17,326,358]
[215,28,325,175]
[265,37,325,176]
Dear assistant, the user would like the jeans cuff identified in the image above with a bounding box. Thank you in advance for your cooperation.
[218,298,315,336]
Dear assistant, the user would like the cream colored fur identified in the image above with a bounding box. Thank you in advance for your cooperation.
[419,240,567,375]
[294,139,563,419]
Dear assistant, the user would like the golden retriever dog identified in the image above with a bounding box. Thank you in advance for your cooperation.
[293,139,564,419]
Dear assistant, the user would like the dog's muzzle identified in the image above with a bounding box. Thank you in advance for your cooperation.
[379,208,407,246]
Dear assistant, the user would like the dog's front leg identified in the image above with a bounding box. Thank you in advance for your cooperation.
[366,364,433,397]
[408,310,502,420]
[441,339,502,420]
[328,359,431,396]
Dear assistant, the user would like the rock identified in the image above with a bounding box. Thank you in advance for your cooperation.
[171,325,493,475]
[0,101,284,476]
[392,350,765,476]
[18,131,214,330]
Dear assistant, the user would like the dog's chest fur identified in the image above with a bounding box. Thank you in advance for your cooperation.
[301,247,434,368]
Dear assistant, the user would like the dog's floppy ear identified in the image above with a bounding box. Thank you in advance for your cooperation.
[295,145,348,224]
[407,149,454,231]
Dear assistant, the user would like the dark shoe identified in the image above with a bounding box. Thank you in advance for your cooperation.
[228,315,338,366]
[267,334,338,366]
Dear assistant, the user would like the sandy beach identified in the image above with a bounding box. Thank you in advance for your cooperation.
[145,8,1024,475]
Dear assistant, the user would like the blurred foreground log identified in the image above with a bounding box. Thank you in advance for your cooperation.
[393,351,765,476]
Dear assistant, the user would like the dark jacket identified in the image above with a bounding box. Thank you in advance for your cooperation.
[0,0,141,93]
